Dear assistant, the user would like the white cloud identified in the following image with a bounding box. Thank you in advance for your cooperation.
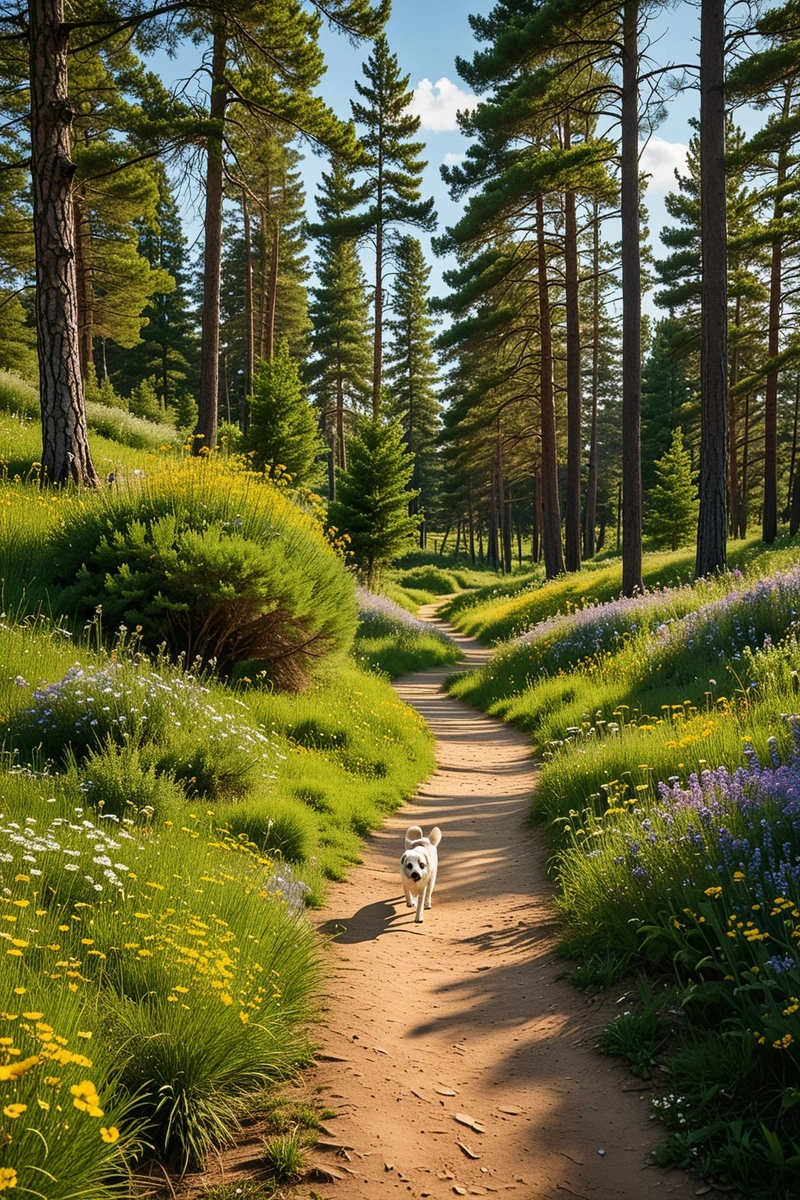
[409,77,478,133]
[639,135,689,193]
[443,151,467,166]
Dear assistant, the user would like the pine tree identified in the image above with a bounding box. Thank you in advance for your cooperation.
[307,157,372,482]
[695,0,728,577]
[647,427,698,551]
[385,236,440,546]
[350,33,437,417]
[329,417,420,587]
[245,340,324,487]
[641,317,696,493]
[0,292,36,378]
[106,164,199,414]
[221,133,311,424]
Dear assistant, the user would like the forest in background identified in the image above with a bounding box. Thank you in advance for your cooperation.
[2,0,800,585]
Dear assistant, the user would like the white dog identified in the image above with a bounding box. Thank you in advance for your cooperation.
[400,825,441,923]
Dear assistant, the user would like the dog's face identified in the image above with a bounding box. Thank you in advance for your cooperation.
[400,849,430,885]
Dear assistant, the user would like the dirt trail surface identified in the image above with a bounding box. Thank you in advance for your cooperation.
[291,605,698,1200]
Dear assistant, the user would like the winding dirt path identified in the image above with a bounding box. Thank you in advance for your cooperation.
[293,607,698,1200]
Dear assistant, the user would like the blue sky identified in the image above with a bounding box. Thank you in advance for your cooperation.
[307,0,708,303]
[158,1,745,305]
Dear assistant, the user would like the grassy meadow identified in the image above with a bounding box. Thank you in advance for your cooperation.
[0,377,449,1196]
[446,540,800,1197]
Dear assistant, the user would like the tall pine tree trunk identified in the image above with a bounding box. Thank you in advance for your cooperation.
[196,18,227,455]
[695,0,728,576]
[536,194,565,580]
[762,86,791,544]
[728,301,740,537]
[29,0,99,486]
[563,116,582,572]
[787,373,800,521]
[532,464,541,563]
[740,391,750,538]
[585,199,601,558]
[242,190,254,404]
[621,0,643,595]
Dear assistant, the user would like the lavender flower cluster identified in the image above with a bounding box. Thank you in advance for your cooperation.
[654,726,800,903]
[355,586,453,641]
[506,584,699,675]
[651,565,800,665]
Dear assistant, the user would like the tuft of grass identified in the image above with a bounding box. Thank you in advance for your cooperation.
[261,1131,307,1181]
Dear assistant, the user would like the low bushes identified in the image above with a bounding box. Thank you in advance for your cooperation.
[353,586,461,677]
[45,460,357,686]
[0,610,433,1191]
[0,369,173,453]
[447,549,800,1196]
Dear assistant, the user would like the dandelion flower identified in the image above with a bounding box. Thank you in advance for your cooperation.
[3,1103,26,1118]
[100,1125,120,1143]
[0,1167,18,1190]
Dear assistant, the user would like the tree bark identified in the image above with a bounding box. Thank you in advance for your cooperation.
[29,0,99,486]
[740,390,750,538]
[787,373,800,520]
[728,297,740,538]
[584,198,601,558]
[762,83,791,544]
[563,116,582,572]
[695,0,728,576]
[536,194,565,579]
[621,0,643,595]
[195,17,227,454]
[242,190,254,406]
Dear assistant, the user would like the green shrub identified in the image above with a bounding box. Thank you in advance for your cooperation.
[354,586,460,677]
[217,796,318,861]
[45,460,357,686]
[392,564,461,594]
[70,739,185,820]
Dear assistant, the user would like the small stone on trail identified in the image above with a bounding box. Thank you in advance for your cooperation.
[384,1162,394,1172]
[457,1142,480,1160]
[438,1171,455,1180]
[497,1105,522,1115]
[455,1112,485,1133]
[597,1148,606,1156]
[435,1086,458,1096]
[374,1046,388,1054]
[454,1188,467,1196]
[695,1190,711,1196]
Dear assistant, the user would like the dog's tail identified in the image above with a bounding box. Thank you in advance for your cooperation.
[428,826,442,847]
[405,825,424,848]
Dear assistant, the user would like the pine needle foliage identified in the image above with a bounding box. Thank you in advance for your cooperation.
[329,418,419,587]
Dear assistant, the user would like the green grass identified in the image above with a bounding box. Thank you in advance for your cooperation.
[353,587,461,678]
[444,539,800,1197]
[0,403,437,1192]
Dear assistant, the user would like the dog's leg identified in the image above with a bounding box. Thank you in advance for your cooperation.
[415,891,424,923]
[403,880,414,908]
[425,867,437,909]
